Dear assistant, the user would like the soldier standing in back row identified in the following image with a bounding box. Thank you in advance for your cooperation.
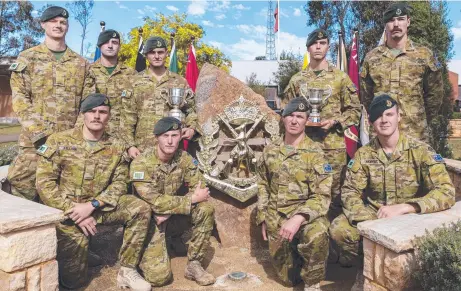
[284,29,361,219]
[121,36,198,158]
[361,3,443,141]
[82,29,138,140]
[7,6,87,201]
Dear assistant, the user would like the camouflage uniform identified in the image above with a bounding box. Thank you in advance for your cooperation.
[329,134,455,266]
[8,43,87,200]
[130,147,214,286]
[360,39,443,141]
[81,60,138,138]
[257,135,332,286]
[121,70,198,151]
[36,127,151,289]
[284,64,361,213]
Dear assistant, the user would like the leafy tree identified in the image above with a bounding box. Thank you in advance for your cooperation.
[255,56,266,60]
[246,72,266,96]
[273,50,302,96]
[119,13,231,74]
[66,0,94,56]
[0,0,43,57]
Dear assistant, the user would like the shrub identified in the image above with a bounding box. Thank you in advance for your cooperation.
[451,112,461,120]
[413,221,461,291]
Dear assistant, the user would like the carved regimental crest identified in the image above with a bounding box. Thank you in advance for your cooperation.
[197,95,280,202]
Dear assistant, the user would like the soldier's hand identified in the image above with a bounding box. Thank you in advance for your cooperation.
[154,214,171,225]
[279,215,306,242]
[319,119,335,131]
[191,181,210,204]
[181,128,195,140]
[68,202,95,224]
[128,146,141,159]
[78,216,97,237]
[261,221,268,241]
[377,204,417,219]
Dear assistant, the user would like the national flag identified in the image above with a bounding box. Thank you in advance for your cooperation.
[345,31,360,157]
[185,44,199,92]
[302,51,309,70]
[336,34,348,73]
[274,2,279,33]
[169,40,179,73]
[359,105,370,146]
[135,35,146,72]
[93,23,105,62]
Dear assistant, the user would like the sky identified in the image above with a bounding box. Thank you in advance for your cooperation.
[30,1,461,72]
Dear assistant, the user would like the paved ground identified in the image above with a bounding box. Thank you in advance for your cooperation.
[64,226,356,291]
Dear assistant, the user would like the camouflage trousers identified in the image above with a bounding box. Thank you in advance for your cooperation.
[139,201,214,286]
[324,148,347,220]
[7,146,39,201]
[56,195,151,289]
[266,213,330,287]
[329,213,363,267]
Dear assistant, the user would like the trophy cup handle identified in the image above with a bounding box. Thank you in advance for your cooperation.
[183,88,194,107]
[299,83,310,106]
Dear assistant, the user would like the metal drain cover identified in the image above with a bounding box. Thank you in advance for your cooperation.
[228,271,247,281]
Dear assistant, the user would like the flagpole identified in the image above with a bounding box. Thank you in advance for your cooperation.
[277,0,280,62]
[354,28,361,102]
[338,31,342,71]
[170,32,175,49]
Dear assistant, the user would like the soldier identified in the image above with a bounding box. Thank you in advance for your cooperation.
[36,94,152,290]
[361,3,443,141]
[257,98,333,291]
[121,36,198,158]
[8,6,87,201]
[284,29,361,218]
[329,94,454,287]
[82,29,138,140]
[130,117,215,287]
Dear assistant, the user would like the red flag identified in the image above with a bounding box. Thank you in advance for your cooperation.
[185,44,199,92]
[345,32,360,158]
[274,3,279,33]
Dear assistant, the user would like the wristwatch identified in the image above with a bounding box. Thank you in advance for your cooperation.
[91,199,100,209]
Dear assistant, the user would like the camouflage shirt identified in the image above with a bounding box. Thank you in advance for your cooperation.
[360,39,443,141]
[121,70,198,150]
[130,147,204,215]
[343,133,455,225]
[9,43,88,147]
[256,135,333,225]
[284,64,361,149]
[36,127,129,213]
[82,60,138,137]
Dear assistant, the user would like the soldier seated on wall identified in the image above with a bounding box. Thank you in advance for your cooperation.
[129,116,216,287]
[329,94,455,289]
[256,97,333,291]
[36,93,152,290]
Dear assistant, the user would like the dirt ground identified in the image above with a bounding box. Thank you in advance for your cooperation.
[66,226,356,291]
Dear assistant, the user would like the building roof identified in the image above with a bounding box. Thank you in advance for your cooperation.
[230,60,281,86]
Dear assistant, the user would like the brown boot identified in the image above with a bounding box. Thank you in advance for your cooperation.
[184,260,215,286]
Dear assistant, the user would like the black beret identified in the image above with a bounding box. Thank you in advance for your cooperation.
[80,93,111,113]
[143,36,167,54]
[282,97,310,117]
[383,3,410,23]
[97,29,120,47]
[40,6,69,22]
[368,94,397,123]
[154,117,182,135]
[306,28,329,48]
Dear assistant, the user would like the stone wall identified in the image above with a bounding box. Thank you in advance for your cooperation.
[449,119,461,138]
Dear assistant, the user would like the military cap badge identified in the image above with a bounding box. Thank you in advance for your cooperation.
[172,123,179,130]
[386,100,392,107]
[396,8,402,15]
[112,32,117,37]
[62,9,67,17]
[318,32,324,39]
[156,40,162,47]
[299,103,305,110]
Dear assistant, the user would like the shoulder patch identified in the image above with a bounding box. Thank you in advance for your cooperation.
[192,158,199,166]
[8,62,26,72]
[347,159,355,169]
[37,144,48,154]
[323,163,332,173]
[132,171,145,180]
[432,154,444,163]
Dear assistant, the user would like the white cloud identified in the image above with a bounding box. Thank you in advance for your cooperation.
[166,5,179,12]
[453,22,461,40]
[233,4,250,10]
[209,0,231,12]
[202,20,214,27]
[144,5,156,13]
[217,24,224,28]
[280,8,289,18]
[233,11,242,20]
[31,10,38,17]
[293,8,301,17]
[209,41,223,49]
[215,13,226,20]
[115,1,128,10]
[137,9,145,15]
[257,7,268,17]
[235,24,266,40]
[188,0,208,16]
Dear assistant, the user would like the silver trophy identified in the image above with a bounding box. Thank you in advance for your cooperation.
[299,84,332,126]
[163,88,190,122]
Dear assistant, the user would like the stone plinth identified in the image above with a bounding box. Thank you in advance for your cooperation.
[358,202,461,291]
[446,159,461,201]
[0,191,63,291]
[449,119,461,138]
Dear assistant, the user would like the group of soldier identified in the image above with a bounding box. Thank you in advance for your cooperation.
[5,2,456,291]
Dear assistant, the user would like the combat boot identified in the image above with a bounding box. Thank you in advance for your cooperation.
[304,282,321,291]
[117,266,151,291]
[184,260,215,286]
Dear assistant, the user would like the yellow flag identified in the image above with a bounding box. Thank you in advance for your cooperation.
[302,52,309,70]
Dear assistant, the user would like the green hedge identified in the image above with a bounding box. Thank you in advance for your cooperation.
[413,221,461,291]
[451,112,461,119]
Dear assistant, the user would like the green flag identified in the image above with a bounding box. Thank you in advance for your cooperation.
[169,41,178,73]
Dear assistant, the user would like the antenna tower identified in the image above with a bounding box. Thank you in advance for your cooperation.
[265,0,276,60]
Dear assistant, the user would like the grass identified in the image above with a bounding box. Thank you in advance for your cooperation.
[0,124,21,135]
[447,138,461,160]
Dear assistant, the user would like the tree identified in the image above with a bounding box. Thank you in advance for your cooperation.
[255,56,266,60]
[246,73,266,96]
[0,1,43,57]
[304,1,454,157]
[273,51,302,96]
[119,13,231,74]
[66,0,94,55]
